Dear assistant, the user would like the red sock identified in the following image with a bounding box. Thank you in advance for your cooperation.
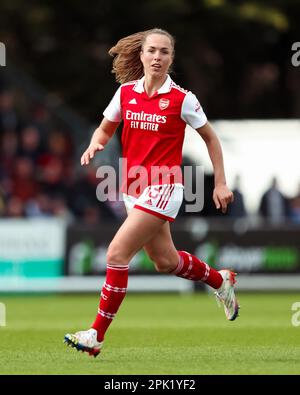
[171,251,223,289]
[91,264,129,342]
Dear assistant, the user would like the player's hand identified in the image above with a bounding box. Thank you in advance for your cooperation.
[80,143,104,165]
[213,184,234,214]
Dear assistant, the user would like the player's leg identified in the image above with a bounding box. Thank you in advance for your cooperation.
[144,222,223,286]
[90,208,165,338]
[64,208,166,356]
[143,222,239,321]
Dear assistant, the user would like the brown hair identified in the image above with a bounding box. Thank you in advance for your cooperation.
[108,28,175,84]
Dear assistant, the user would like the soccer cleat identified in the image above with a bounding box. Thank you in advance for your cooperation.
[214,270,239,321]
[64,328,103,357]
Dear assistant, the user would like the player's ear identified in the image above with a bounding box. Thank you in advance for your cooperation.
[140,49,144,63]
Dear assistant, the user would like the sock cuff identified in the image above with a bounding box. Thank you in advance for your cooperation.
[170,251,187,275]
[107,264,129,271]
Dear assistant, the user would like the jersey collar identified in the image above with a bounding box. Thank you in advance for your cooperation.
[133,75,172,94]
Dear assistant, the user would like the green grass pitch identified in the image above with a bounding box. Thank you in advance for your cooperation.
[0,292,300,374]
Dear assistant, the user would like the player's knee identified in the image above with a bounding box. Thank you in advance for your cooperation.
[150,255,176,273]
[154,263,173,273]
[107,243,130,266]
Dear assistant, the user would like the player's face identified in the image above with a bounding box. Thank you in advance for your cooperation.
[140,34,173,78]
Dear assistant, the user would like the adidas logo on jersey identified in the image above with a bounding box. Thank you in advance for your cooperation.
[145,199,153,206]
[129,98,137,104]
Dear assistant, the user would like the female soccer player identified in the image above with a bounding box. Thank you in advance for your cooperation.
[64,28,239,357]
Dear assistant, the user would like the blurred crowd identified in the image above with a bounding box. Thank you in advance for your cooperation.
[220,175,300,225]
[1,88,299,225]
[0,88,125,224]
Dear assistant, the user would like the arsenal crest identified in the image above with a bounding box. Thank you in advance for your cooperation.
[159,98,170,110]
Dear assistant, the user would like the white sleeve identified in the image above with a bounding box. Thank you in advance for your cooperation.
[103,86,122,122]
[181,92,207,129]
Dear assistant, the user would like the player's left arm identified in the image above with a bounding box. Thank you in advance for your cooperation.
[196,122,234,213]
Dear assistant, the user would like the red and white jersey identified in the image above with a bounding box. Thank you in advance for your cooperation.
[103,75,207,197]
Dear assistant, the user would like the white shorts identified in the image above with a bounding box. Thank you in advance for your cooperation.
[123,183,184,222]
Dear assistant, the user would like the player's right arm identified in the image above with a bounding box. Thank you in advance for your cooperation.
[81,118,120,165]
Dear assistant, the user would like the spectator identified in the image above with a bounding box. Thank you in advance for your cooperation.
[81,205,102,225]
[24,192,52,217]
[0,90,19,132]
[30,103,53,135]
[19,125,43,162]
[11,157,39,202]
[227,175,247,218]
[51,195,74,224]
[67,167,119,222]
[288,183,300,224]
[5,196,25,217]
[0,130,19,179]
[258,177,289,224]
